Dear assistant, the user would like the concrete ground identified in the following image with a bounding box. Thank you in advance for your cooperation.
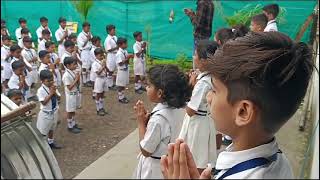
[75,104,312,179]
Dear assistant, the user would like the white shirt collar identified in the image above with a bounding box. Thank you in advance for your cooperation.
[59,25,66,31]
[267,19,277,25]
[2,45,10,50]
[65,51,72,56]
[152,103,169,113]
[215,138,279,170]
[196,71,209,80]
[42,84,50,91]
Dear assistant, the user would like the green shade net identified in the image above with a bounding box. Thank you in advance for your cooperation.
[1,0,317,59]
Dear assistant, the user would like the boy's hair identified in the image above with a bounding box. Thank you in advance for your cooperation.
[216,25,249,46]
[116,37,127,46]
[7,89,23,99]
[106,24,115,33]
[133,31,142,39]
[39,69,53,81]
[18,18,27,24]
[45,41,55,49]
[91,36,101,44]
[196,40,219,60]
[251,14,268,29]
[58,17,66,23]
[40,16,48,22]
[21,28,29,34]
[63,56,76,67]
[64,40,75,48]
[42,29,51,35]
[10,44,21,52]
[2,35,11,41]
[39,50,49,59]
[68,33,77,40]
[263,4,280,18]
[147,65,192,108]
[22,36,32,43]
[82,21,90,28]
[206,32,314,134]
[11,60,24,70]
[94,48,104,56]
[1,19,5,24]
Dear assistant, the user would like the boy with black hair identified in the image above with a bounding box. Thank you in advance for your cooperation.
[104,24,118,90]
[250,14,268,33]
[263,4,279,32]
[133,31,147,94]
[36,16,52,43]
[115,37,134,104]
[18,28,35,48]
[37,69,62,149]
[55,17,71,58]
[77,22,93,87]
[1,19,10,36]
[38,29,51,53]
[7,88,24,106]
[90,36,102,99]
[1,35,11,91]
[1,25,9,45]
[46,41,62,87]
[15,18,31,41]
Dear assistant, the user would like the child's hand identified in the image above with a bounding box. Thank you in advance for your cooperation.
[55,58,61,65]
[32,56,38,63]
[127,54,134,59]
[64,30,68,37]
[141,42,147,48]
[49,85,56,95]
[134,100,150,126]
[75,72,81,81]
[189,71,198,87]
[49,63,55,70]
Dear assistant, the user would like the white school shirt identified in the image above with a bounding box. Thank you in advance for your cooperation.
[104,34,117,53]
[15,27,32,41]
[264,20,278,32]
[116,48,128,70]
[21,47,38,69]
[133,41,146,61]
[77,31,92,51]
[92,59,107,77]
[38,63,49,75]
[60,51,72,65]
[62,69,78,93]
[50,52,59,64]
[8,73,31,89]
[55,26,71,56]
[37,39,47,53]
[90,45,98,64]
[214,138,293,179]
[37,84,59,111]
[36,25,52,43]
[1,45,10,80]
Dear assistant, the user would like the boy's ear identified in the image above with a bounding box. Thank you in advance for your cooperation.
[157,89,163,99]
[234,100,256,127]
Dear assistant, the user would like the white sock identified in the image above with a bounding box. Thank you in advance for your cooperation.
[72,116,76,127]
[67,118,73,128]
[99,98,104,109]
[95,100,100,111]
[118,91,124,100]
[48,138,54,144]
[82,72,87,84]
[107,75,113,87]
[92,92,96,97]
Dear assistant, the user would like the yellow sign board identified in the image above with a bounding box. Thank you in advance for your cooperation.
[66,21,78,33]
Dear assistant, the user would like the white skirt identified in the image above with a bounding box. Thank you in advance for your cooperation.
[132,153,163,179]
[133,59,146,76]
[107,53,117,72]
[116,69,129,87]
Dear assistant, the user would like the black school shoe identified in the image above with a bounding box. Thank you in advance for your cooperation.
[49,142,62,149]
[135,89,143,94]
[97,109,106,116]
[74,124,83,130]
[68,127,81,134]
[119,97,129,104]
[109,85,117,91]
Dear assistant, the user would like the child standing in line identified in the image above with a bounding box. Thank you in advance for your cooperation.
[90,36,102,99]
[62,56,82,134]
[38,29,51,53]
[214,25,249,46]
[36,69,62,149]
[45,41,62,87]
[115,37,133,104]
[132,64,192,179]
[104,24,118,90]
[36,16,52,43]
[263,4,279,32]
[18,28,35,48]
[15,18,31,41]
[38,50,60,91]
[92,48,109,116]
[179,40,219,173]
[7,89,24,106]
[1,35,12,94]
[132,31,147,94]
[55,17,71,58]
[250,14,268,33]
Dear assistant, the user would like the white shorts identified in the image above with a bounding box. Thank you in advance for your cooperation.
[134,59,146,76]
[80,50,92,69]
[116,68,129,87]
[65,92,77,112]
[107,53,117,72]
[36,109,58,135]
[94,77,109,93]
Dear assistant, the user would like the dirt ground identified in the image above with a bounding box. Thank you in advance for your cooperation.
[31,82,152,179]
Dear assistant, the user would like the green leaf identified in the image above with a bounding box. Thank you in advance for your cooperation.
[71,0,94,21]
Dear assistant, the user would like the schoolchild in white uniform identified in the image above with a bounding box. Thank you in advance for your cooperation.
[132,31,147,94]
[46,41,62,87]
[250,14,268,33]
[15,18,32,42]
[263,4,279,32]
[77,22,93,86]
[1,19,10,36]
[1,35,12,93]
[18,28,35,48]
[90,36,102,99]
[37,69,62,149]
[104,24,118,89]
[62,56,82,134]
[1,25,9,45]
[21,37,38,94]
[36,17,52,44]
[132,64,192,179]
[92,48,109,116]
[55,17,71,58]
[7,89,24,106]
[160,32,312,179]
[38,29,51,53]
[179,40,219,172]
[115,37,133,104]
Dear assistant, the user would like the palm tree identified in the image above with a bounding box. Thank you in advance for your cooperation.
[71,0,94,21]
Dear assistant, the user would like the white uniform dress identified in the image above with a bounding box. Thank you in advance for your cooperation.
[15,27,32,41]
[115,48,129,87]
[264,19,278,32]
[36,84,59,135]
[37,39,48,53]
[133,103,184,179]
[179,72,217,168]
[104,34,118,72]
[133,41,146,76]
[62,69,78,112]
[1,45,11,81]
[55,25,71,58]
[214,138,293,179]
[50,52,62,86]
[77,31,93,69]
[90,45,98,82]
[92,59,108,93]
[21,47,38,84]
[36,25,52,43]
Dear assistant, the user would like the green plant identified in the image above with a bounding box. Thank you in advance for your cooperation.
[176,53,192,70]
[71,0,94,21]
